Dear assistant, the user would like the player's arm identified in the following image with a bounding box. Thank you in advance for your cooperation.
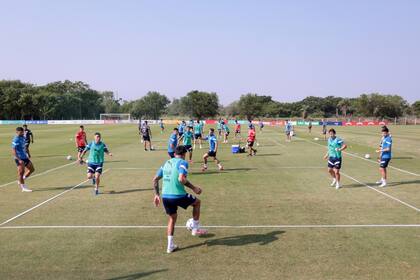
[75,134,79,147]
[214,141,218,153]
[149,126,152,138]
[323,150,329,160]
[338,143,347,152]
[104,145,113,157]
[30,132,34,143]
[179,174,202,195]
[153,168,164,206]
[79,144,90,160]
[12,147,23,164]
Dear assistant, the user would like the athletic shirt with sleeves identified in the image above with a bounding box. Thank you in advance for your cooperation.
[168,133,178,152]
[76,131,86,146]
[23,129,32,143]
[208,135,217,152]
[328,137,344,158]
[12,135,28,159]
[141,125,150,137]
[156,158,189,197]
[194,123,201,134]
[178,123,185,133]
[183,131,193,146]
[380,135,392,159]
[223,124,230,132]
[85,141,109,164]
[248,129,256,141]
[235,123,241,130]
[285,123,292,131]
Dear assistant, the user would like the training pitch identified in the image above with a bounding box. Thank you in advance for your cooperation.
[0,124,419,279]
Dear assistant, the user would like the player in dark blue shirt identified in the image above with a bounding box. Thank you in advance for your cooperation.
[12,127,35,192]
[202,128,223,172]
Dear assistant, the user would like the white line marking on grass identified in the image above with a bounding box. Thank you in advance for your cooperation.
[0,161,77,189]
[296,137,420,177]
[341,172,420,213]
[1,224,419,229]
[0,169,110,226]
[112,166,325,171]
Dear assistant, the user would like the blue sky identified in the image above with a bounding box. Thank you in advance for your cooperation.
[1,0,419,104]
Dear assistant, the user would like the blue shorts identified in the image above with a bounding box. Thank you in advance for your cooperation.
[15,158,31,166]
[379,158,391,168]
[87,163,103,174]
[168,152,175,158]
[179,132,184,137]
[162,194,197,215]
[328,157,342,169]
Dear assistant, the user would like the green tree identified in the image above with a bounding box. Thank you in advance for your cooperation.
[412,101,420,117]
[237,94,272,119]
[180,91,219,118]
[131,91,170,119]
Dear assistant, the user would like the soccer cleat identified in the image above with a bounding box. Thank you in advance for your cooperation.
[166,244,178,254]
[21,187,32,192]
[335,183,340,190]
[92,177,96,185]
[330,179,337,187]
[379,181,387,188]
[192,228,208,236]
[94,188,99,195]
[218,165,224,171]
[201,165,207,172]
[376,179,383,185]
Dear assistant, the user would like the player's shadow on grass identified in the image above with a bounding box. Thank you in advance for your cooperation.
[179,231,284,251]
[191,167,255,175]
[392,156,414,160]
[106,269,168,280]
[34,185,93,192]
[105,188,152,194]
[344,179,420,188]
[254,153,282,157]
[106,160,129,163]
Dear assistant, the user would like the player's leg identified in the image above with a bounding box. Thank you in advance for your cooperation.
[94,172,101,194]
[202,153,209,171]
[333,168,341,189]
[24,161,35,179]
[167,213,178,253]
[378,166,387,187]
[214,156,223,170]
[328,167,336,186]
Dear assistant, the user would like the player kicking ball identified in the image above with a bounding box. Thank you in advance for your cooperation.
[12,127,35,192]
[153,145,208,254]
[323,128,347,189]
[79,132,112,195]
[202,128,223,171]
[376,126,392,187]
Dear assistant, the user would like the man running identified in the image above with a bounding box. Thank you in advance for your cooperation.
[141,120,153,151]
[22,124,34,158]
[159,119,165,134]
[153,145,208,253]
[234,120,241,138]
[193,119,203,149]
[75,125,87,164]
[79,132,112,195]
[376,126,392,187]
[247,125,257,156]
[168,128,179,158]
[202,128,223,171]
[323,128,347,190]
[12,127,35,192]
[178,121,186,138]
[222,122,230,143]
[180,126,194,162]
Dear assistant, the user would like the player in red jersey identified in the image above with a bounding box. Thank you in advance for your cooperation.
[247,125,257,156]
[75,125,87,164]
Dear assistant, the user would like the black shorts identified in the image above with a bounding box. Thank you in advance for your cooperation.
[25,142,30,148]
[15,158,31,166]
[208,151,217,157]
[235,130,241,134]
[77,146,86,153]
[328,157,342,170]
[379,158,391,168]
[225,132,230,136]
[247,141,254,147]
[184,145,193,152]
[162,194,196,215]
[322,130,327,135]
[142,135,150,141]
[87,163,103,174]
[179,132,184,137]
[194,133,202,139]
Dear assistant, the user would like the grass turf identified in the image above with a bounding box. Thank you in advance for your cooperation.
[0,124,419,279]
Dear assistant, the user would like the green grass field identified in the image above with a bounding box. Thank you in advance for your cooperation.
[0,124,419,280]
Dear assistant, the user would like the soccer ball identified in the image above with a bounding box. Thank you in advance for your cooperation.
[185,218,194,231]
[66,155,72,161]
[364,154,371,159]
[314,137,319,141]
[150,146,155,150]
[256,142,260,146]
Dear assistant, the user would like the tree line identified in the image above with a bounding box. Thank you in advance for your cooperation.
[1,80,419,120]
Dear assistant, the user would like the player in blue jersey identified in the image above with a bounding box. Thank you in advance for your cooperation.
[159,119,165,134]
[178,121,186,138]
[285,120,293,142]
[153,145,208,253]
[376,126,392,187]
[202,128,223,171]
[168,128,179,158]
[323,128,347,189]
[12,127,35,192]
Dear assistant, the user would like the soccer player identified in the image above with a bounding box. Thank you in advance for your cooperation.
[202,128,223,171]
[178,121,186,138]
[308,120,312,134]
[168,128,179,158]
[376,126,392,187]
[193,119,203,149]
[247,125,257,156]
[138,120,144,143]
[153,145,208,253]
[322,120,327,141]
[159,119,165,134]
[141,120,153,151]
[180,126,194,162]
[22,124,34,158]
[323,128,347,189]
[285,120,292,142]
[75,125,87,164]
[259,120,264,132]
[217,119,223,139]
[222,122,230,143]
[234,120,241,138]
[79,132,112,195]
[12,127,35,192]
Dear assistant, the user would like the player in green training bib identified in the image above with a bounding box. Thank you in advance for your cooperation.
[323,128,347,189]
[153,145,208,253]
[179,126,194,162]
[193,119,203,150]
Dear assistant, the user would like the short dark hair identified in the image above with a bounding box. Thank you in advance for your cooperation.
[175,145,187,155]
[328,128,336,134]
[23,124,27,128]
[80,125,84,129]
[210,128,215,133]
[94,132,101,137]
[173,127,179,131]
[381,126,389,133]
[16,127,24,132]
